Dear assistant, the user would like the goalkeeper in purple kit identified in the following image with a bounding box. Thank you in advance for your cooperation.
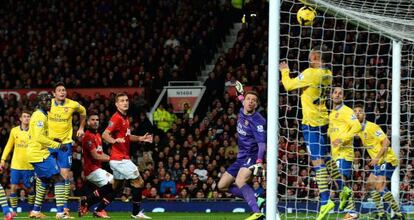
[217,82,266,220]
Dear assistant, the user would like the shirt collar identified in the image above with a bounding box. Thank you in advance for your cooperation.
[54,99,66,106]
[39,108,48,116]
[20,125,28,131]
[361,120,367,131]
[335,103,344,111]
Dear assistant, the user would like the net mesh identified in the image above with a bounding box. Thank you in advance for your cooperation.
[279,0,414,217]
[303,0,414,42]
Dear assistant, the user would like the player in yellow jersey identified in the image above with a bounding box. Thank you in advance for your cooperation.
[281,45,337,220]
[328,87,361,219]
[0,110,35,214]
[27,93,71,219]
[354,105,405,220]
[49,82,86,215]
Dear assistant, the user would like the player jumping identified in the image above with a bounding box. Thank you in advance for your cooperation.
[78,111,115,218]
[280,45,340,220]
[102,93,153,219]
[353,105,405,220]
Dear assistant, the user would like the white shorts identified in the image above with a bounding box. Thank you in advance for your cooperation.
[86,168,113,187]
[109,159,140,180]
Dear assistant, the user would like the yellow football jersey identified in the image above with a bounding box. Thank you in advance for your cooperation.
[28,110,61,163]
[328,104,362,162]
[48,98,86,144]
[357,121,398,166]
[281,67,332,127]
[1,126,33,170]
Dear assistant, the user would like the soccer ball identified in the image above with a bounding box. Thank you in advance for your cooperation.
[297,6,317,26]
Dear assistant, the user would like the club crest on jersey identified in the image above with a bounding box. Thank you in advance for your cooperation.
[335,113,339,118]
[64,107,68,112]
[108,121,113,128]
[351,114,357,120]
[257,125,264,132]
[37,121,44,127]
[375,130,382,137]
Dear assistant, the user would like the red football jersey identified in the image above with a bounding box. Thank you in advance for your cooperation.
[82,130,103,176]
[105,111,131,160]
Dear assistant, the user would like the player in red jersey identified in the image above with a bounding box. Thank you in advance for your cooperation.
[102,93,153,219]
[78,111,115,218]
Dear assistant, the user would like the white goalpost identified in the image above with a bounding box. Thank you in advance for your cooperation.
[268,0,414,219]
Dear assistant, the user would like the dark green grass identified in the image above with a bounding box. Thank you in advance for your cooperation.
[11,212,414,219]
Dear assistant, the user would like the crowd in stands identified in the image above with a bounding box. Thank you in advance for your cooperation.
[0,0,413,205]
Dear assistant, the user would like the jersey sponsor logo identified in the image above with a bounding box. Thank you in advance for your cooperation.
[257,125,264,132]
[237,123,247,136]
[96,145,103,152]
[375,130,382,137]
[244,120,249,126]
[37,121,44,127]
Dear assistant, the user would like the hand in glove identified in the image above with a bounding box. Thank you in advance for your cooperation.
[249,160,264,177]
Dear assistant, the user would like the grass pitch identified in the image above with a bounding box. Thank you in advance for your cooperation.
[11,212,414,219]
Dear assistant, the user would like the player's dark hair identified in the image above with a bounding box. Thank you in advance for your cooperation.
[21,110,32,116]
[244,90,260,106]
[54,82,66,91]
[115,92,128,102]
[353,103,364,110]
[88,109,99,118]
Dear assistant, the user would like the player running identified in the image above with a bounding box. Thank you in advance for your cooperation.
[78,111,115,219]
[328,87,361,219]
[102,93,153,219]
[280,45,340,220]
[48,82,86,217]
[0,110,35,215]
[27,93,71,219]
[353,105,405,220]
[217,85,266,220]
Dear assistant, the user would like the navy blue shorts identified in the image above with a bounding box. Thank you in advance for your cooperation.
[227,156,257,178]
[10,169,35,188]
[302,125,329,161]
[49,143,72,169]
[31,155,60,178]
[373,163,396,180]
[336,159,352,179]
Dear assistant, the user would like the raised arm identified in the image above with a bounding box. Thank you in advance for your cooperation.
[280,62,312,91]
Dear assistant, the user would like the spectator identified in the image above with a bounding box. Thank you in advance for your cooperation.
[159,173,177,197]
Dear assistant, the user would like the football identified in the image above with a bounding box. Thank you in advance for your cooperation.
[297,6,317,26]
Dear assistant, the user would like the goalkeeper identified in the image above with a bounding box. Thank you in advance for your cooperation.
[217,83,266,220]
[328,87,361,219]
[353,105,405,220]
[280,45,339,220]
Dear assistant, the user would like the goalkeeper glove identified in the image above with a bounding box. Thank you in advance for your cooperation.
[249,162,263,177]
[235,80,244,95]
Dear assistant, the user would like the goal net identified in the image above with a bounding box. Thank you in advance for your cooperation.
[278,0,414,218]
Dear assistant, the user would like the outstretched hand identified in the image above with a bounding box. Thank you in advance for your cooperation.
[141,133,153,143]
